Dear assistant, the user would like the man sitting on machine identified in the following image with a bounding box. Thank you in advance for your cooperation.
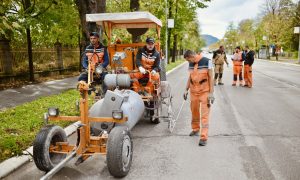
[130,37,160,96]
[78,32,109,95]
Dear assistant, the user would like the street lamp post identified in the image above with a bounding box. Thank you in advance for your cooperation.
[294,26,300,64]
[165,0,168,64]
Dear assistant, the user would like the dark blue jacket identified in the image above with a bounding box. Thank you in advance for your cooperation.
[82,43,109,69]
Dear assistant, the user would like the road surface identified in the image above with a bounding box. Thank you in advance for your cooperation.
[4,54,300,180]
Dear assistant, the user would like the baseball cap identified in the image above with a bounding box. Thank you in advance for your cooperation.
[146,37,155,44]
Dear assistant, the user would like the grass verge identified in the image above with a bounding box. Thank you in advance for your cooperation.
[0,89,81,162]
[166,58,186,71]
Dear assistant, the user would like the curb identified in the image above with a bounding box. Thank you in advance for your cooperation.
[257,58,300,67]
[0,61,187,179]
[166,61,188,75]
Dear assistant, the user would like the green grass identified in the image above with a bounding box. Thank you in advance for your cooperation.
[0,89,81,162]
[166,58,186,71]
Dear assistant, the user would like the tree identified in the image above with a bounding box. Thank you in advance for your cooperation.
[75,0,106,71]
[0,0,59,81]
[75,0,106,49]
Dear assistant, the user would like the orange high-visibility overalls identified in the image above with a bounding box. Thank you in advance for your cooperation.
[232,52,243,85]
[130,53,160,94]
[244,65,252,87]
[189,57,211,141]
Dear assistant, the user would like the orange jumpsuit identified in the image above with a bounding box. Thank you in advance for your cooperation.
[189,56,211,141]
[232,52,244,85]
[130,47,160,94]
[243,65,252,87]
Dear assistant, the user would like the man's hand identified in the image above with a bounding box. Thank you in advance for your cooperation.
[208,93,215,105]
[151,70,156,75]
[139,66,146,74]
[183,90,188,100]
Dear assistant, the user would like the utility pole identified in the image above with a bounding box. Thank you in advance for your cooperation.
[165,0,168,64]
[295,27,300,64]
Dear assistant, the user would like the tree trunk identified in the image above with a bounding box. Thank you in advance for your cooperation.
[26,27,34,82]
[75,0,106,70]
[24,0,34,81]
[171,0,178,63]
[76,0,106,48]
[128,0,145,43]
[130,0,139,11]
[171,34,177,62]
[0,38,13,74]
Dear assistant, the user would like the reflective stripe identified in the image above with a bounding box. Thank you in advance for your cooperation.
[202,124,209,128]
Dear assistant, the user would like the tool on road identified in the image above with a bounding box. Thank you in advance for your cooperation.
[171,99,186,132]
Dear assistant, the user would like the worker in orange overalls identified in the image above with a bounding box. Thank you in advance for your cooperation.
[130,37,160,96]
[231,46,244,86]
[183,50,214,146]
[243,45,255,88]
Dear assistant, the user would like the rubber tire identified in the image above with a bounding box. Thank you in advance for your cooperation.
[107,126,133,178]
[33,125,67,172]
[160,59,167,81]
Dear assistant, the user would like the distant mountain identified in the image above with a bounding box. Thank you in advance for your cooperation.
[201,34,219,47]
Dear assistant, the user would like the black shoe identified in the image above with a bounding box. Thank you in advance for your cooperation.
[218,82,224,85]
[150,117,160,124]
[232,84,236,86]
[199,139,207,146]
[189,131,199,136]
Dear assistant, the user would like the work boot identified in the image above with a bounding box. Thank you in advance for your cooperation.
[232,83,236,86]
[189,130,199,136]
[199,139,207,146]
[218,79,224,85]
[151,117,160,124]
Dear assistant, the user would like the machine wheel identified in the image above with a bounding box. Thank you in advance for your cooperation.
[33,125,67,172]
[107,126,133,178]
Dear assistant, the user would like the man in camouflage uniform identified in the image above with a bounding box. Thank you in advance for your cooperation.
[212,46,228,85]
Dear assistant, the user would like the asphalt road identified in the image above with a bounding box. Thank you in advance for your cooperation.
[4,54,300,180]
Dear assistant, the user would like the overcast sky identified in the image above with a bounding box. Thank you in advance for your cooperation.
[197,0,266,39]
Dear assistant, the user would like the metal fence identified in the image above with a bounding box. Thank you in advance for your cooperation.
[0,48,80,75]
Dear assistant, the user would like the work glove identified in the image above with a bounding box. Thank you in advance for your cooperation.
[151,70,157,75]
[139,66,146,74]
[183,90,188,100]
[208,93,215,105]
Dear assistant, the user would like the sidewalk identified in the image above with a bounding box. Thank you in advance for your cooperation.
[257,57,299,66]
[0,76,78,111]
